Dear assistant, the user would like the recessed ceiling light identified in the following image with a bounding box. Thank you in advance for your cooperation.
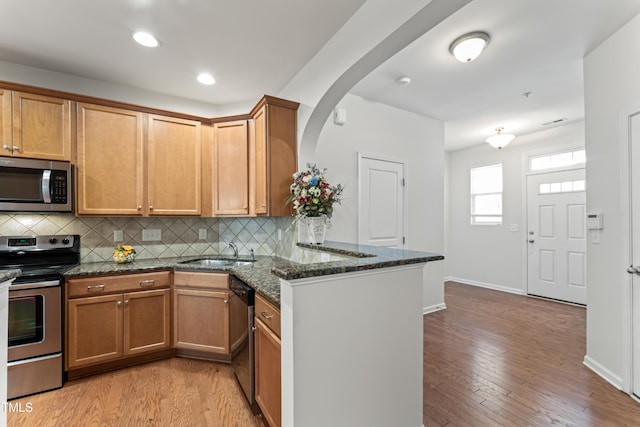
[133,31,158,48]
[197,73,215,85]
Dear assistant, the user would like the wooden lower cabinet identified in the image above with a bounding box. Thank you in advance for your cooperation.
[173,271,232,359]
[255,295,281,427]
[66,272,171,371]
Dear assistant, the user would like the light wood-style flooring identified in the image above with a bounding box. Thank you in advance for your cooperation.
[424,281,640,426]
[8,281,640,426]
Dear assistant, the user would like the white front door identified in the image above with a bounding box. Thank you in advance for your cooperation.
[527,169,587,304]
[358,154,405,248]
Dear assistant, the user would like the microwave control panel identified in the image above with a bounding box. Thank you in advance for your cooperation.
[51,170,68,203]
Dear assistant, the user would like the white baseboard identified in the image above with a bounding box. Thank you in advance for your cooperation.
[445,276,524,295]
[583,355,623,390]
[423,303,446,315]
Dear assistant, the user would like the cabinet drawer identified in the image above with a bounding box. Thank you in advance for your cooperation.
[256,294,280,339]
[173,271,229,289]
[67,271,170,298]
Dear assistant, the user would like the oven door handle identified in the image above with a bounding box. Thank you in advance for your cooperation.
[8,353,61,367]
[10,280,61,291]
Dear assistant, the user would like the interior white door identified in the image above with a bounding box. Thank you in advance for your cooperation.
[527,169,587,304]
[630,112,640,397]
[358,155,405,248]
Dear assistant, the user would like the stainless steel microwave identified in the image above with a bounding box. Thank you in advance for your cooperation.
[0,157,73,212]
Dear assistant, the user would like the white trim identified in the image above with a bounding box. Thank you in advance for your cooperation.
[357,152,409,248]
[423,303,446,315]
[445,276,525,295]
[583,355,624,391]
[524,144,586,174]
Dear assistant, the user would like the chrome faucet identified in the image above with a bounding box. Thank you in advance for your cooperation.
[226,242,239,259]
[250,248,255,262]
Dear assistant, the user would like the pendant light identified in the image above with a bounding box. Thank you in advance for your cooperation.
[486,127,515,149]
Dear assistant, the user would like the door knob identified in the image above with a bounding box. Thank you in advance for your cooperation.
[528,239,535,243]
[627,266,640,275]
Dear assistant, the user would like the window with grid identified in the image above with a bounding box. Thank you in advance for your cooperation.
[470,163,503,225]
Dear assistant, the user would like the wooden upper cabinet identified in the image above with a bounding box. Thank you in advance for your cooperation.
[76,103,144,215]
[249,96,299,217]
[11,91,71,161]
[0,89,10,154]
[213,120,249,215]
[147,115,201,216]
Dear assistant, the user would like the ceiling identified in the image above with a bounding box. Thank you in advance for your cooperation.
[1,0,639,151]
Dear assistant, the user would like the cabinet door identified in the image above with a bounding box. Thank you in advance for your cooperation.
[213,120,249,215]
[255,317,281,427]
[0,89,10,155]
[124,289,171,355]
[251,106,268,215]
[76,103,144,215]
[174,288,230,355]
[67,294,123,369]
[147,115,201,215]
[12,91,71,161]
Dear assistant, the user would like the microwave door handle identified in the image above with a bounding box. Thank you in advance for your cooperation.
[42,170,52,203]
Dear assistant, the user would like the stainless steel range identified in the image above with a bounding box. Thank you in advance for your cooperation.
[0,234,80,399]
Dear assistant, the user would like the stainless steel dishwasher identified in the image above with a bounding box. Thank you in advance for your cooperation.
[229,275,256,410]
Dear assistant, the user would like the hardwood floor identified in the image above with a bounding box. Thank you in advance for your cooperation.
[424,282,640,426]
[7,357,265,427]
[8,281,640,426]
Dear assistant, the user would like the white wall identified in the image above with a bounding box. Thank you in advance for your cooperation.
[313,94,445,312]
[446,121,585,294]
[583,13,640,389]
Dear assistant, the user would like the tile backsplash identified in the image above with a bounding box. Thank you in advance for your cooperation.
[0,214,296,263]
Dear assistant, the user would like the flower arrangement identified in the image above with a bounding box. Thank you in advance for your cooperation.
[113,244,136,263]
[287,163,344,222]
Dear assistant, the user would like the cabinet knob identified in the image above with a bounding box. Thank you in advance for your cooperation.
[117,301,122,307]
[124,299,129,305]
[149,206,154,210]
[12,146,19,152]
[223,299,229,305]
[2,145,10,151]
[261,204,266,208]
[137,205,142,210]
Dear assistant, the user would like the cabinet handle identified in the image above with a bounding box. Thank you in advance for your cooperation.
[117,301,122,307]
[139,279,155,287]
[12,146,19,152]
[2,145,10,151]
[149,205,154,210]
[260,311,273,320]
[124,299,129,305]
[261,204,266,208]
[137,205,142,210]
[224,299,229,305]
[87,284,106,291]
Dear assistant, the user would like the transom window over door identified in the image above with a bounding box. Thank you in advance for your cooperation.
[470,163,503,225]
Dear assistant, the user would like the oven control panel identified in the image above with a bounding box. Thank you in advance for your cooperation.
[1,235,78,251]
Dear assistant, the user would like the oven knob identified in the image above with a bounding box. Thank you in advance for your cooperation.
[49,238,58,244]
[62,238,70,244]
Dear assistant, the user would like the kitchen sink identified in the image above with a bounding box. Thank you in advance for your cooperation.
[179,258,255,268]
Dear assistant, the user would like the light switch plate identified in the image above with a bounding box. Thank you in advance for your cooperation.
[142,229,162,241]
[509,224,519,232]
[113,230,124,242]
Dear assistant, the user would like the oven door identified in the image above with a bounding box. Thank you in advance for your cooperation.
[8,285,61,362]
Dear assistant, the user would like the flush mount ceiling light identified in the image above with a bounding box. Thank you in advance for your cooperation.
[449,31,490,62]
[133,31,158,47]
[396,76,411,86]
[197,73,215,85]
[486,127,515,149]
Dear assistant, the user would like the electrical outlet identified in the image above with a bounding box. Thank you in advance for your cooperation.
[509,224,519,232]
[142,229,162,241]
[198,229,207,240]
[277,229,283,241]
[113,230,124,242]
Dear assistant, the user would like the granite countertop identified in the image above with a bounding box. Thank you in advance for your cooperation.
[271,241,444,280]
[63,241,443,306]
[0,269,21,284]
